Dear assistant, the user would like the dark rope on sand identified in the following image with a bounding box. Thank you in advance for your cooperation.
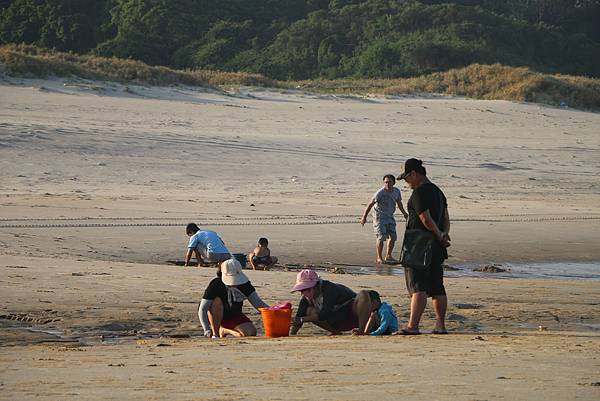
[1,215,600,229]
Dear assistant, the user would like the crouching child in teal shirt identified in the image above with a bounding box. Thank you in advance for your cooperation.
[367,290,399,335]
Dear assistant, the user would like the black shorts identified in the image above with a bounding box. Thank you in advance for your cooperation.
[404,255,446,297]
[253,255,272,265]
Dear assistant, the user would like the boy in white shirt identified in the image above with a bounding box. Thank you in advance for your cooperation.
[184,223,231,267]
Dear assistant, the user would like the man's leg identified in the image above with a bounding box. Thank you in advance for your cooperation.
[376,239,384,263]
[385,238,396,261]
[432,295,447,333]
[430,258,447,333]
[208,297,224,336]
[385,223,398,262]
[406,291,427,333]
[352,291,372,334]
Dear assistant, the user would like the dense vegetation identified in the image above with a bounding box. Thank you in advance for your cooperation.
[1,0,599,80]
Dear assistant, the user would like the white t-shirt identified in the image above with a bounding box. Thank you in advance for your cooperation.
[188,230,229,255]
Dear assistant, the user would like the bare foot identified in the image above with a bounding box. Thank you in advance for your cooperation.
[433,325,448,334]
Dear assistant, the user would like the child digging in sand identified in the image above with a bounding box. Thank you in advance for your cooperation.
[248,237,278,270]
[184,223,231,267]
[363,290,399,336]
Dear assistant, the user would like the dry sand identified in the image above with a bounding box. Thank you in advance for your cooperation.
[1,76,599,400]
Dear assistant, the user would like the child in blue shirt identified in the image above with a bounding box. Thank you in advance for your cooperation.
[367,290,399,336]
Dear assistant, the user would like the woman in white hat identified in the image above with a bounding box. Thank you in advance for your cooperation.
[198,259,269,338]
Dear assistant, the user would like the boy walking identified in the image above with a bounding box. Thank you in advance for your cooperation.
[361,174,408,264]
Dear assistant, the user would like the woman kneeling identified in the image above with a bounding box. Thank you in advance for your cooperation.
[290,269,371,335]
[198,259,269,338]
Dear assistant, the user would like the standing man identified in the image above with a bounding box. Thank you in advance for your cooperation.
[361,174,408,264]
[184,223,231,267]
[398,159,450,335]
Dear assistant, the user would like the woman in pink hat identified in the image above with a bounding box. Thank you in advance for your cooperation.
[290,269,372,335]
[198,258,269,338]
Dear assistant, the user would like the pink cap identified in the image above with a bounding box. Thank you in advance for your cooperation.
[291,269,320,292]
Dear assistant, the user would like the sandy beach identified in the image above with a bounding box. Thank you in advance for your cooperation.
[1,76,599,400]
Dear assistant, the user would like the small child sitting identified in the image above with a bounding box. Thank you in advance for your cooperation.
[248,237,278,270]
[366,290,399,335]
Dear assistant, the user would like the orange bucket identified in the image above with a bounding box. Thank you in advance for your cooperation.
[259,307,292,338]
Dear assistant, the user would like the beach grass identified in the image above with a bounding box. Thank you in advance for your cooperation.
[1,44,598,110]
[289,64,600,110]
[0,44,275,88]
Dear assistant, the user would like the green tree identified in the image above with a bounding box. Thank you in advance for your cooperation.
[0,0,111,51]
[0,0,47,45]
[96,0,208,65]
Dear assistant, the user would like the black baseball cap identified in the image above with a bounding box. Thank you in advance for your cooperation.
[397,158,423,180]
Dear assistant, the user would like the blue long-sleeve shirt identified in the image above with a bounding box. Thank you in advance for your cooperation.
[370,302,399,336]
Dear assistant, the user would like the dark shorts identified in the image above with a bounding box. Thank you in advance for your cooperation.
[221,313,251,330]
[327,300,359,332]
[404,255,446,297]
[253,255,272,265]
[206,252,231,264]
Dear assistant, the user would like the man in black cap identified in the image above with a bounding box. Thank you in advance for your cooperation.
[398,158,451,335]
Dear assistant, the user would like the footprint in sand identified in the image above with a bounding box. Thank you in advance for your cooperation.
[0,312,61,324]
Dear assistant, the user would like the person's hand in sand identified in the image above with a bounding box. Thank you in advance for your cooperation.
[290,269,372,336]
[350,327,368,336]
